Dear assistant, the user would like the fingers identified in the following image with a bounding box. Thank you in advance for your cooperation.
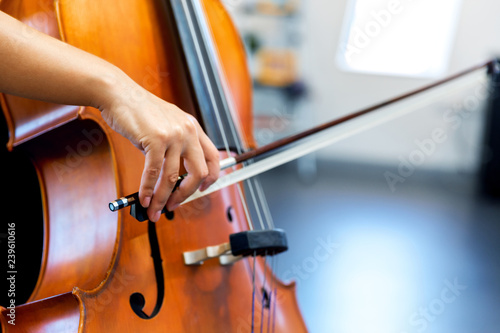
[146,145,181,222]
[165,119,220,209]
[198,129,220,191]
[139,144,165,210]
[166,139,208,212]
[138,112,219,221]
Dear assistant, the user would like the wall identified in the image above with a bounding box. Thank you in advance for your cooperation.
[300,0,500,173]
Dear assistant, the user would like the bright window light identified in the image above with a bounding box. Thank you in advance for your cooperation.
[337,0,463,78]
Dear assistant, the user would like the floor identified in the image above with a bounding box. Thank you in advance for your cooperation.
[256,160,500,333]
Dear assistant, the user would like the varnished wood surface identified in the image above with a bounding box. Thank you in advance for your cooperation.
[0,0,306,331]
[1,293,81,333]
[0,0,81,150]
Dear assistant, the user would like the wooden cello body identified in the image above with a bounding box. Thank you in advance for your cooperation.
[0,0,307,332]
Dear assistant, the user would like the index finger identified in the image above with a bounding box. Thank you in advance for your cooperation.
[138,144,165,209]
[198,129,220,191]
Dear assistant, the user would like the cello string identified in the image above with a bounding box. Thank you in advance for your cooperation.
[181,6,296,329]
[196,17,284,328]
[185,0,246,151]
[245,177,266,230]
[244,173,274,230]
[188,0,275,234]
[180,0,233,152]
[272,256,279,333]
[260,252,269,333]
[267,256,276,333]
[183,0,259,231]
[186,5,280,328]
[186,2,272,325]
[253,177,275,229]
[188,0,243,153]
[236,183,255,231]
[251,253,257,333]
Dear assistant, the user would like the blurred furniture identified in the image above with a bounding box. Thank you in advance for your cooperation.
[480,62,500,198]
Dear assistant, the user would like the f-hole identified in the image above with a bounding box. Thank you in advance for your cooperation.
[130,220,165,319]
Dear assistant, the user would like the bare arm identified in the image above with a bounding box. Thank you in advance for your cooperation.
[0,10,220,222]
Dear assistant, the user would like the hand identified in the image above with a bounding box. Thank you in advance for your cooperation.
[98,75,220,222]
[0,11,219,222]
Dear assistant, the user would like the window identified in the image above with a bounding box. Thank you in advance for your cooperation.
[337,0,463,78]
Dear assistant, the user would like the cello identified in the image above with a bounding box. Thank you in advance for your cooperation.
[0,0,307,332]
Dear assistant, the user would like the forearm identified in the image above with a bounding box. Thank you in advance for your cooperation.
[0,10,220,222]
[0,10,125,110]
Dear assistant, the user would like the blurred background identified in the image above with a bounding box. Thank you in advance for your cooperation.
[224,0,500,332]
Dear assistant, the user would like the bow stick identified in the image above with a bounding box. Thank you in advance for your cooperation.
[110,59,497,213]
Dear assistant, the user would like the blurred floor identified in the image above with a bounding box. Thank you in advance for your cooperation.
[257,160,500,333]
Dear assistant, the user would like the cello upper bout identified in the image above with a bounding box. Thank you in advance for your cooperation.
[0,0,80,150]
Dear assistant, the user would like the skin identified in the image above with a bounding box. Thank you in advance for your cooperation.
[0,10,220,222]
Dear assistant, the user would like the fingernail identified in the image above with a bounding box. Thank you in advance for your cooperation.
[143,196,151,208]
[152,211,161,222]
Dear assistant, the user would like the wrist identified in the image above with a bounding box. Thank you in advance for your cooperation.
[89,66,131,112]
